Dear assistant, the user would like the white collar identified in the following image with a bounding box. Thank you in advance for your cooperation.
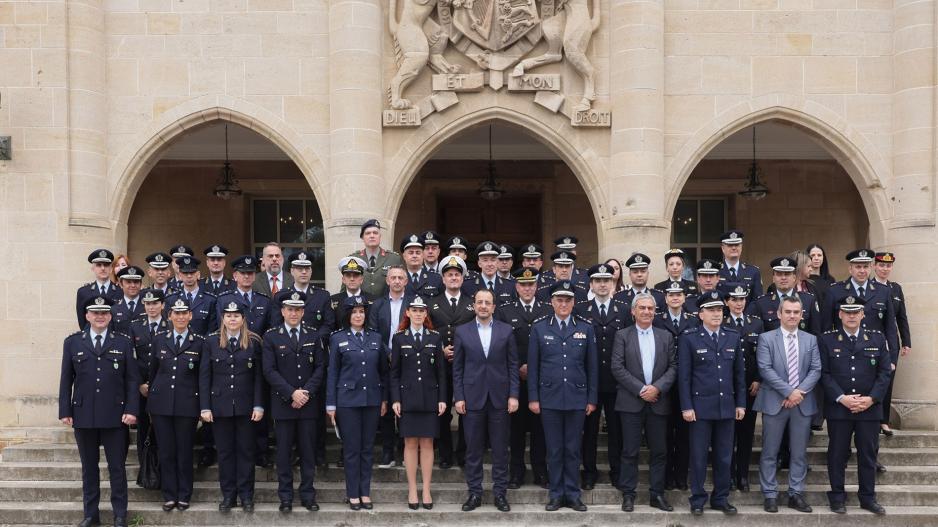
[445,291,460,302]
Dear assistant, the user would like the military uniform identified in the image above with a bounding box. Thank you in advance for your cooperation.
[876,251,910,428]
[717,230,763,303]
[575,296,632,489]
[216,289,271,335]
[822,280,899,353]
[819,322,891,512]
[262,318,327,509]
[76,281,123,329]
[405,268,445,300]
[654,278,698,297]
[748,290,821,335]
[495,292,552,487]
[461,273,515,304]
[350,247,403,298]
[722,311,764,489]
[528,283,599,507]
[201,276,235,296]
[390,326,448,437]
[165,257,218,336]
[128,308,167,473]
[58,299,139,526]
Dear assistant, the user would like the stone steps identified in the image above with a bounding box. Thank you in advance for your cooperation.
[1,501,938,527]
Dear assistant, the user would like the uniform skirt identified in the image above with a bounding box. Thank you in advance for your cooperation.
[399,411,439,438]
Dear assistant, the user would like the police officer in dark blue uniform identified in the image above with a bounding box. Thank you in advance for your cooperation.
[76,249,123,329]
[200,245,235,296]
[326,296,389,510]
[111,266,146,334]
[528,280,599,512]
[520,243,545,273]
[421,230,442,273]
[147,298,205,511]
[495,267,552,488]
[536,252,589,303]
[461,241,516,304]
[719,282,765,492]
[748,256,821,335]
[168,245,195,292]
[400,234,444,299]
[144,252,176,296]
[199,301,264,513]
[717,230,763,303]
[445,236,480,283]
[576,263,633,490]
[263,290,327,512]
[540,236,589,288]
[873,251,909,437]
[272,251,335,335]
[654,249,699,296]
[654,281,698,490]
[130,289,167,474]
[614,253,667,312]
[819,295,892,515]
[217,255,271,337]
[496,244,515,281]
[678,290,746,516]
[164,256,217,336]
[59,296,139,527]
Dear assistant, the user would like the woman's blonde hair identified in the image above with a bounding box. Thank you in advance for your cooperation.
[218,313,260,350]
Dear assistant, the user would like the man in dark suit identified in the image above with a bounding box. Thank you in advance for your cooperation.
[200,244,235,296]
[528,280,599,512]
[76,249,123,329]
[613,253,666,312]
[611,292,677,512]
[428,255,476,468]
[400,234,444,299]
[495,267,552,488]
[718,230,763,303]
[453,289,519,512]
[59,296,139,527]
[253,242,294,297]
[164,256,217,337]
[461,241,516,304]
[111,266,146,334]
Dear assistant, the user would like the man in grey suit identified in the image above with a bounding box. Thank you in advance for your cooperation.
[611,292,677,513]
[753,295,821,513]
[253,242,294,296]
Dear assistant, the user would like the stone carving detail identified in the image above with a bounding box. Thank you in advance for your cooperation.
[384,0,608,127]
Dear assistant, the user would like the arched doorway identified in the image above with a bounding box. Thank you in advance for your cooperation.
[670,118,871,279]
[126,121,327,286]
[393,120,600,267]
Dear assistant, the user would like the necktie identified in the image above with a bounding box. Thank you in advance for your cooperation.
[451,297,458,310]
[229,337,238,350]
[525,305,532,315]
[412,273,419,283]
[786,333,799,386]
[711,331,719,345]
[729,268,738,280]
[94,334,103,352]
[857,286,865,298]
[186,292,194,304]
[414,332,422,346]
[849,334,857,346]
[213,280,220,291]
[175,334,183,351]
[128,300,136,313]
[356,332,365,346]
[369,255,376,269]
[99,285,106,296]
[487,281,494,291]
[560,320,567,333]
[736,318,743,329]
[290,327,298,346]
[271,276,279,294]
[672,318,680,331]
[149,322,157,335]
[599,303,607,319]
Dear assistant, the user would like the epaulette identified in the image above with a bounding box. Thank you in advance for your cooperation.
[65,330,83,339]
[254,291,269,298]
[867,329,882,334]
[427,329,439,335]
[575,299,591,305]
[747,263,761,270]
[330,328,345,336]
[824,329,839,335]
[680,327,696,335]
[207,330,221,338]
[247,331,262,343]
[722,326,740,334]
[573,314,590,322]
[191,333,205,340]
[265,327,279,334]
[611,298,628,305]
[532,314,551,324]
[113,331,132,340]
[393,328,406,335]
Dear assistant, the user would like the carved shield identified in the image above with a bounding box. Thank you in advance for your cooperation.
[452,0,540,52]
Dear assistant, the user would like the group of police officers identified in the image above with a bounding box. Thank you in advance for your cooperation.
[60,219,911,525]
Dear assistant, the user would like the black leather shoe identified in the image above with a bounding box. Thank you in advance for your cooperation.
[650,495,673,511]
[408,502,419,510]
[830,502,847,514]
[461,494,482,511]
[421,501,433,510]
[507,480,521,489]
[279,501,292,512]
[78,518,100,527]
[788,494,812,513]
[218,498,234,512]
[303,500,320,511]
[738,477,750,492]
[198,448,216,467]
[242,500,254,513]
[440,460,452,470]
[764,498,778,512]
[545,498,564,511]
[711,502,738,515]
[621,495,634,512]
[349,501,361,511]
[691,505,704,516]
[861,501,886,515]
[162,501,176,512]
[881,427,894,437]
[494,494,511,512]
[876,463,887,474]
[568,498,587,512]
[175,502,189,511]
[361,500,373,510]
[113,517,127,527]
[581,479,595,491]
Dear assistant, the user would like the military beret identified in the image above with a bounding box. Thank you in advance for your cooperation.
[360,219,381,238]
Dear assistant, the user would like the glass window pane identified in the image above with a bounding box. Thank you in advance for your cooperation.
[253,200,277,244]
[280,200,304,244]
[305,200,324,243]
[672,200,697,244]
[699,199,725,244]
[307,247,326,282]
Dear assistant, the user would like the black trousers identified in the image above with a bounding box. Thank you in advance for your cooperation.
[827,419,880,506]
[619,406,667,498]
[74,427,129,519]
[315,385,328,464]
[135,398,152,468]
[336,406,380,499]
[255,386,272,459]
[275,418,318,503]
[380,412,400,460]
[213,415,256,502]
[688,418,734,509]
[732,394,758,482]
[464,399,511,497]
[882,366,897,425]
[665,392,689,486]
[582,390,621,486]
[509,382,547,482]
[151,415,197,502]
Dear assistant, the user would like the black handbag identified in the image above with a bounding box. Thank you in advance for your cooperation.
[136,425,160,490]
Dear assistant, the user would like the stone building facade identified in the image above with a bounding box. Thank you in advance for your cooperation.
[0,0,936,428]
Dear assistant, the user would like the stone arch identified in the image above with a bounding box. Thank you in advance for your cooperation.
[108,95,329,227]
[664,96,892,245]
[383,104,609,245]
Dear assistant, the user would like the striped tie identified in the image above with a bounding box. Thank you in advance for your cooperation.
[786,333,799,387]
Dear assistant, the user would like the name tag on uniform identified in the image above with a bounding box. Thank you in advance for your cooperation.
[864,347,879,351]
[401,345,412,349]
[278,345,286,350]
[108,350,122,355]
[302,342,315,347]
[696,349,708,354]
[543,335,554,341]
[832,348,842,353]
[425,343,437,348]
[77,352,84,356]
[573,332,586,339]
[339,341,348,347]
[184,351,199,356]
[725,348,735,352]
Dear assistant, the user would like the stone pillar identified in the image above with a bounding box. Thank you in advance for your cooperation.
[66,0,109,228]
[325,0,387,291]
[604,0,670,279]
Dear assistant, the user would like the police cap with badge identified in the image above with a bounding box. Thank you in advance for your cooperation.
[521,244,543,259]
[695,259,720,275]
[696,289,726,310]
[664,281,687,294]
[421,231,440,246]
[231,255,259,273]
[88,249,114,264]
[438,255,467,275]
[446,236,469,253]
[286,251,313,270]
[141,289,165,304]
[477,241,499,257]
[146,252,172,269]
[625,253,650,269]
[550,280,577,297]
[720,230,744,245]
[550,251,576,265]
[170,245,195,258]
[664,248,686,263]
[770,256,796,273]
[339,256,367,275]
[116,266,144,281]
[587,263,614,280]
[175,256,201,273]
[513,267,539,283]
[846,248,874,263]
[839,295,866,312]
[719,281,749,299]
[85,295,115,312]
[400,234,423,252]
[276,290,307,308]
[203,244,229,258]
[170,298,191,312]
[497,244,514,260]
[554,236,578,250]
[343,295,370,313]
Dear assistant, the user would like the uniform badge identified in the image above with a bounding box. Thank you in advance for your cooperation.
[188,361,194,370]
[248,360,253,368]
[309,356,314,364]
[430,356,435,364]
[870,358,877,365]
[113,362,119,370]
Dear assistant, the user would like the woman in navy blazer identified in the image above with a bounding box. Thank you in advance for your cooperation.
[390,297,448,509]
[198,301,264,513]
[326,296,389,510]
[147,298,205,511]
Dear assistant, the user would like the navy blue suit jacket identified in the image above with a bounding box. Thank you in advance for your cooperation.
[367,294,415,347]
[452,319,520,411]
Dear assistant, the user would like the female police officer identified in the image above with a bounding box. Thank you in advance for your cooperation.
[326,296,389,510]
[198,301,264,513]
[148,298,205,511]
